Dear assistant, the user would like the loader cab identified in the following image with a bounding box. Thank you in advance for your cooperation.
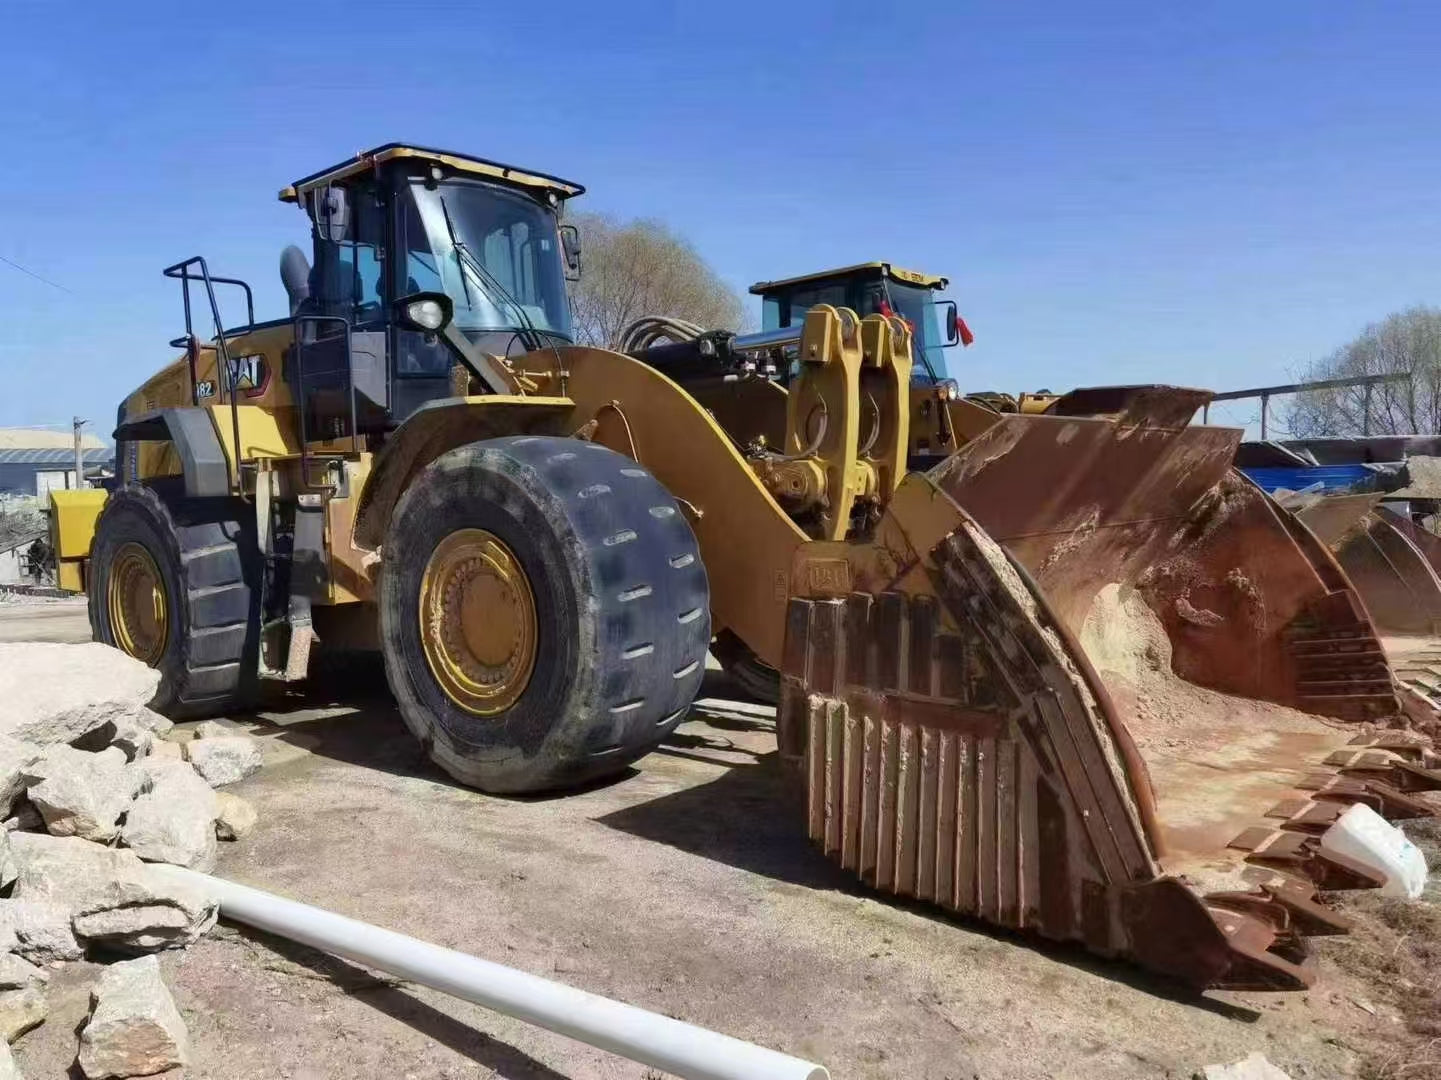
[278,144,584,444]
[749,262,964,382]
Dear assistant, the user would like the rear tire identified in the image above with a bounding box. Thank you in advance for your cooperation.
[87,483,261,717]
[379,436,710,793]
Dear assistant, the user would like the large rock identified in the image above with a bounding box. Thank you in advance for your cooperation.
[9,834,215,954]
[0,955,47,991]
[0,1039,20,1080]
[0,738,41,820]
[146,741,181,763]
[184,736,262,787]
[72,904,211,954]
[0,901,81,963]
[122,709,173,738]
[121,762,217,872]
[75,709,174,763]
[0,644,159,748]
[2,803,42,835]
[78,956,189,1079]
[74,720,149,763]
[1203,1053,1294,1080]
[23,746,138,842]
[213,792,256,841]
[132,758,201,792]
[0,985,44,1044]
[0,832,14,892]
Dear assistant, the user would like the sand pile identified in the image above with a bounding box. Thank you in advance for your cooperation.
[1079,582,1345,755]
[1078,583,1356,881]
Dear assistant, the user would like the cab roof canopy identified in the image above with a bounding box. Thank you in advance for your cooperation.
[278,143,586,204]
[748,261,947,295]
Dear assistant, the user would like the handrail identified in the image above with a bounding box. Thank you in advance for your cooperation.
[162,256,257,495]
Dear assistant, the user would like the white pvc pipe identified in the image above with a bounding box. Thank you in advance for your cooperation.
[153,866,828,1080]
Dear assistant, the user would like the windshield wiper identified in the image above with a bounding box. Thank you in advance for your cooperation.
[437,195,474,311]
[437,194,545,352]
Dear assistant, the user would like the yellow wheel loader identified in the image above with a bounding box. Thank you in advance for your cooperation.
[57,145,1441,992]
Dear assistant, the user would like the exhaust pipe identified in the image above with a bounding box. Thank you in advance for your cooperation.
[152,866,828,1080]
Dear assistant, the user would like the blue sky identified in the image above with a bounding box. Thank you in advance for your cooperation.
[1,1,1438,437]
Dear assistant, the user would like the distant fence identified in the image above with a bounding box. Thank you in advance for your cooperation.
[1201,373,1411,438]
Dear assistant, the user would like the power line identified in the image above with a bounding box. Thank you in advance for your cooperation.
[0,254,72,294]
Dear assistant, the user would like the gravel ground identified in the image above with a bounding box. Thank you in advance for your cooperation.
[1,604,1430,1080]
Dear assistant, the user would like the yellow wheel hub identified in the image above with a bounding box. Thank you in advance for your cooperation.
[107,542,168,666]
[419,529,538,716]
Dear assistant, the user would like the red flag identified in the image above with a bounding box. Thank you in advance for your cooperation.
[957,314,975,347]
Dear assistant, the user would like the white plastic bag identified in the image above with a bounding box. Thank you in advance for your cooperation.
[1319,802,1428,899]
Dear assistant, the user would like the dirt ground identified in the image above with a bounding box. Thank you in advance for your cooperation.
[0,596,90,643]
[4,601,1439,1080]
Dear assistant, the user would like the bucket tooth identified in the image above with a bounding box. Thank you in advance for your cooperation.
[1347,730,1441,764]
[1348,730,1432,754]
[1228,826,1387,890]
[1211,880,1353,936]
[1299,772,1437,820]
[1201,901,1316,991]
[1264,797,1348,835]
[1325,749,1441,792]
[1395,761,1441,791]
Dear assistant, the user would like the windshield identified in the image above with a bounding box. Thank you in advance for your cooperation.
[405,180,572,339]
[880,282,950,381]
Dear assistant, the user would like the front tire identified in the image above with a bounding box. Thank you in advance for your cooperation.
[88,484,261,717]
[379,436,710,793]
[712,629,781,705]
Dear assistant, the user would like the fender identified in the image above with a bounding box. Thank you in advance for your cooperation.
[351,396,574,550]
[113,407,231,498]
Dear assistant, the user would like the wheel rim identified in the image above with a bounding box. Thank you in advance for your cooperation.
[107,542,168,665]
[418,529,538,716]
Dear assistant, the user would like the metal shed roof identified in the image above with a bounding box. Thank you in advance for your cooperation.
[0,448,114,466]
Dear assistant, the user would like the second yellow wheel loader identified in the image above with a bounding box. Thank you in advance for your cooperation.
[56,143,1441,992]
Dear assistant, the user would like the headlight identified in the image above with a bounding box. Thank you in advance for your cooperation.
[407,298,447,331]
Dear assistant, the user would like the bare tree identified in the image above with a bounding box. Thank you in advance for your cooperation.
[567,213,747,347]
[1287,307,1441,436]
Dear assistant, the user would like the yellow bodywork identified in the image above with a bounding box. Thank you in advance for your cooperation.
[85,295,911,660]
[343,306,902,666]
[89,285,923,651]
[278,143,584,204]
[209,404,303,466]
[48,488,108,593]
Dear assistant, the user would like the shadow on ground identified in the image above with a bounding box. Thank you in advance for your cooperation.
[241,654,769,794]
[222,926,572,1080]
[234,651,1257,1021]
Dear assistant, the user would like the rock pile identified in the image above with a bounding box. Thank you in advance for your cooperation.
[0,642,265,1078]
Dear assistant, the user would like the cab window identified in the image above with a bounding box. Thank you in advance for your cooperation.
[335,193,385,325]
[777,282,848,327]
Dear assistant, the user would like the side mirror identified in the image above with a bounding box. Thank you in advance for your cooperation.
[393,292,454,334]
[559,224,582,281]
[935,300,973,347]
[308,184,350,243]
[937,300,960,346]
